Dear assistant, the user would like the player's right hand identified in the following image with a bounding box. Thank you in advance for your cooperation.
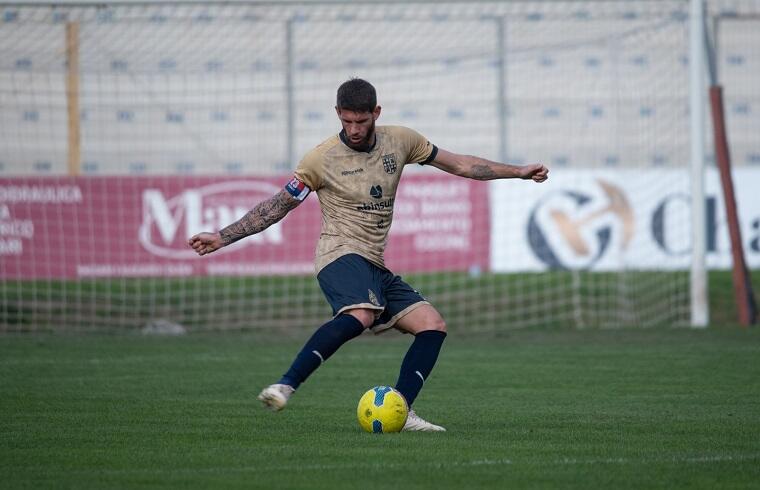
[188,232,224,256]
[519,163,549,183]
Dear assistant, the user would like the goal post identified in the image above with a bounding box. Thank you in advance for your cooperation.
[689,0,708,327]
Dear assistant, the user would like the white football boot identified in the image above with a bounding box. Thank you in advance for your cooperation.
[257,383,295,411]
[402,409,446,432]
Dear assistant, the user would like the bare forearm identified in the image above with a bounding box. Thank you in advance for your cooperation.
[219,190,299,246]
[461,155,523,180]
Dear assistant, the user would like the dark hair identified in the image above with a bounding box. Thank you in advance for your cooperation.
[336,78,377,113]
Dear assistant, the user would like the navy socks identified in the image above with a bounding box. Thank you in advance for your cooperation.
[394,330,447,407]
[277,314,446,408]
[279,314,365,389]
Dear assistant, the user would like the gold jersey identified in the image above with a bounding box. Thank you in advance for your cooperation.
[292,126,437,273]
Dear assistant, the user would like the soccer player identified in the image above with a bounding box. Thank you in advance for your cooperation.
[189,78,548,431]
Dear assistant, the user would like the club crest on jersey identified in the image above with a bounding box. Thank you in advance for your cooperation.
[382,153,397,174]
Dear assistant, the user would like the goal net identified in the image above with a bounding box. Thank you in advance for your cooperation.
[1,1,758,332]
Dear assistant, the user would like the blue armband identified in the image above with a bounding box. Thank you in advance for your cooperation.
[285,176,311,201]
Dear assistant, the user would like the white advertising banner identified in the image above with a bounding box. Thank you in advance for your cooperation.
[490,168,760,272]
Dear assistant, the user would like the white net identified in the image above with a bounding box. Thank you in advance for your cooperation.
[1,1,758,332]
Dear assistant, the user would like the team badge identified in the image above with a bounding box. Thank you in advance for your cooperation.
[368,289,380,306]
[381,153,397,174]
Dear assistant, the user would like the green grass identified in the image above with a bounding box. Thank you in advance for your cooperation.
[2,328,760,489]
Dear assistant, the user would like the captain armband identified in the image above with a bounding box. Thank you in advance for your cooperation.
[285,176,311,201]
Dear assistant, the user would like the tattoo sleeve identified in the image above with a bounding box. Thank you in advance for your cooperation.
[219,190,300,246]
[470,164,498,180]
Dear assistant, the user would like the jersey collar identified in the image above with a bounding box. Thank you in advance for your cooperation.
[339,129,377,153]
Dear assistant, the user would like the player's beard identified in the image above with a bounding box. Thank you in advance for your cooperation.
[346,120,376,152]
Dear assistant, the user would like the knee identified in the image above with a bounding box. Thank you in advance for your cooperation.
[423,316,447,334]
[344,309,375,329]
[433,317,447,333]
[397,306,448,335]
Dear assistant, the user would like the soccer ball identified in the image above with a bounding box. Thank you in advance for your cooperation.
[357,386,408,433]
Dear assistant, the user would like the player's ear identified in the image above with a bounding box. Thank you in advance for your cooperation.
[335,106,341,117]
[373,105,381,120]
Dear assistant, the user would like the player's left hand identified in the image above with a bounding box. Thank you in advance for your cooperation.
[519,163,549,183]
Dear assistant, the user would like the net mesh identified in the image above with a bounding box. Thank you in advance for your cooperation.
[1,1,758,332]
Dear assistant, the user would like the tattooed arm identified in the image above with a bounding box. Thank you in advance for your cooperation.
[428,148,548,183]
[188,190,302,256]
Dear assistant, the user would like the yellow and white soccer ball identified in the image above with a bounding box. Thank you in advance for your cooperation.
[357,386,409,433]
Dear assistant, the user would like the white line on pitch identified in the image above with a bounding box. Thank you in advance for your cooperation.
[25,453,760,476]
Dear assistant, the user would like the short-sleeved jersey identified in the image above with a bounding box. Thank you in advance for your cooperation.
[292,125,437,273]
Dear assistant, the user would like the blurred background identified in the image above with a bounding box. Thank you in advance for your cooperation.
[0,0,758,332]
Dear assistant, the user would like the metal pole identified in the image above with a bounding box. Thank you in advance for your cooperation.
[65,22,81,176]
[495,17,507,163]
[285,18,295,169]
[705,16,758,326]
[689,0,709,327]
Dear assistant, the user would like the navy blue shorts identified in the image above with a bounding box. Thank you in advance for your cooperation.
[317,254,428,333]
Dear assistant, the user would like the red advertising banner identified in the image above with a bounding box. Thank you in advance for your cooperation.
[0,174,489,279]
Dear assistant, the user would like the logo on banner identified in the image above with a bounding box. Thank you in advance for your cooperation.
[527,180,634,269]
[139,181,283,259]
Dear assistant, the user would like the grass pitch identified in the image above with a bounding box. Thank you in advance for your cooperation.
[2,328,760,489]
